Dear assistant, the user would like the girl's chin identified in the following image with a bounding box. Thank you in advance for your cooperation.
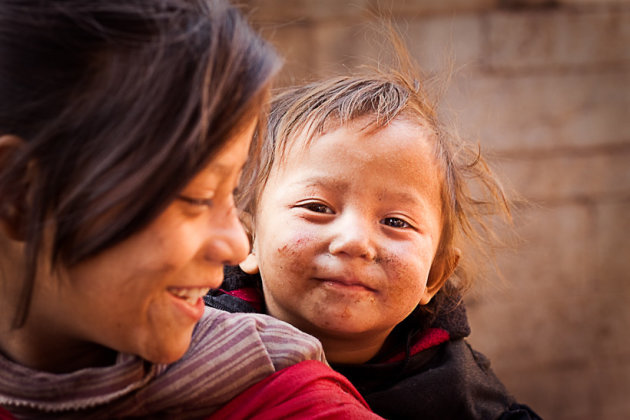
[143,345,189,364]
[137,334,193,364]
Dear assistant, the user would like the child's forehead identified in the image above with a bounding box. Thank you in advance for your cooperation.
[272,115,441,182]
[278,114,435,157]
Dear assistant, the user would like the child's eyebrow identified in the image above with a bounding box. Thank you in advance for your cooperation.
[295,176,348,193]
[383,190,423,205]
[295,176,428,208]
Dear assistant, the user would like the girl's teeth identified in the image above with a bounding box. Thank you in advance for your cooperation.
[167,287,211,305]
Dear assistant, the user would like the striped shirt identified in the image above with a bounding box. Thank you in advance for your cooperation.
[0,307,326,419]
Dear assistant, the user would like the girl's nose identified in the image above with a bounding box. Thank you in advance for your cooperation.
[204,207,250,266]
[328,212,376,261]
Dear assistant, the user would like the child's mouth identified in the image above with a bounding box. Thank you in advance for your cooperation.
[316,277,376,292]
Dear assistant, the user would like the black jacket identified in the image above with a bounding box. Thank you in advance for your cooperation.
[205,266,542,420]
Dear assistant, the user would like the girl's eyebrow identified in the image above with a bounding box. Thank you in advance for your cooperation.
[204,161,247,180]
[208,163,236,177]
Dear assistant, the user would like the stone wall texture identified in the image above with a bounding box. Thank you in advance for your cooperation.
[239,1,630,418]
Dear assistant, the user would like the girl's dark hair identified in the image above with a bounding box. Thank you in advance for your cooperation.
[0,0,281,327]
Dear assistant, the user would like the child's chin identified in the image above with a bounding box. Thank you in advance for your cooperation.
[311,320,373,336]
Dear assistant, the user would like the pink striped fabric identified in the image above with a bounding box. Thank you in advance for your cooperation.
[0,307,326,419]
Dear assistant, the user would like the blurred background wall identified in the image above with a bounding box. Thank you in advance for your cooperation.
[239,1,630,418]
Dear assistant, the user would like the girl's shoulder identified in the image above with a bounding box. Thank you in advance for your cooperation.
[114,308,328,418]
[193,306,326,370]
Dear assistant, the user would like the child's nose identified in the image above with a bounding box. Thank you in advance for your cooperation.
[328,212,376,261]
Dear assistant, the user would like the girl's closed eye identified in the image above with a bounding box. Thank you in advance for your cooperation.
[179,194,214,208]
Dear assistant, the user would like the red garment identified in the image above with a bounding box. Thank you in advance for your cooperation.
[220,287,264,312]
[208,360,382,419]
[0,406,14,420]
[384,327,450,363]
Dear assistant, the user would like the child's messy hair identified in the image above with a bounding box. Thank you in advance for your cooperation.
[238,27,512,320]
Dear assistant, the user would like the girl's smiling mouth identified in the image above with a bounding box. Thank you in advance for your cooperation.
[167,286,211,305]
[167,287,210,320]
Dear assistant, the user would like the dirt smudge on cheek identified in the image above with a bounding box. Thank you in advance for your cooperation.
[375,250,421,308]
[380,251,406,279]
[276,233,316,275]
[277,244,290,254]
[311,300,332,328]
[374,254,393,265]
[277,235,310,256]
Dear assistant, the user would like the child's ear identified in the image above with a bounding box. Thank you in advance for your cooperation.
[0,135,29,241]
[420,247,461,305]
[237,210,259,274]
[239,252,260,274]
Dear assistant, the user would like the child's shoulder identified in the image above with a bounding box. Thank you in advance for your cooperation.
[204,266,264,313]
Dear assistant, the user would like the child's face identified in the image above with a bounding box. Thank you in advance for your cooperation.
[251,117,444,354]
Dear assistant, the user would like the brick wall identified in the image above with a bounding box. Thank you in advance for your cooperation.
[240,1,630,418]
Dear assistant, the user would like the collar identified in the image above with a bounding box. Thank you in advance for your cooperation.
[0,351,158,412]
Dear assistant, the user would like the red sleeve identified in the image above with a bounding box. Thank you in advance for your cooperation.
[0,406,15,420]
[207,360,383,420]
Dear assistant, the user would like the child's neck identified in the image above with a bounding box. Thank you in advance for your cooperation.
[317,332,390,365]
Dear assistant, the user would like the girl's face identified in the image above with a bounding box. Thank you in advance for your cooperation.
[251,117,445,362]
[35,120,255,367]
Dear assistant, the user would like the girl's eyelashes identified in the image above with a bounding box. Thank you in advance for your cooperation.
[178,195,214,207]
[381,217,412,229]
[178,185,238,209]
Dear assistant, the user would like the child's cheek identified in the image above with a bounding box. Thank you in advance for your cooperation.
[378,248,430,307]
[276,232,316,274]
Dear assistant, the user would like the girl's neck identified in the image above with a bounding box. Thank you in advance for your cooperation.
[0,313,118,373]
[0,238,116,373]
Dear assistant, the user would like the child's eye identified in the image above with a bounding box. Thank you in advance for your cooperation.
[179,195,214,207]
[300,202,333,214]
[381,217,410,229]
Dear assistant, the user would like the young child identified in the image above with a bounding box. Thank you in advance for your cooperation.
[205,41,541,419]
